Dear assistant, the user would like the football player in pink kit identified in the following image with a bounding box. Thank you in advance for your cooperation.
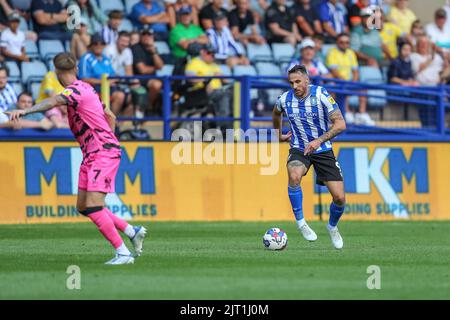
[6,53,146,265]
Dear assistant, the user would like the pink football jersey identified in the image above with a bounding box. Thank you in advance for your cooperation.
[60,80,120,157]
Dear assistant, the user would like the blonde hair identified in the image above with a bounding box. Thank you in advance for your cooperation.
[53,52,77,71]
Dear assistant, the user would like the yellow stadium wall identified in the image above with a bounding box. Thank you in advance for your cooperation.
[0,141,446,224]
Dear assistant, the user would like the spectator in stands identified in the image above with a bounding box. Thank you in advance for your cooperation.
[131,27,164,116]
[101,10,123,46]
[0,13,29,64]
[317,0,349,43]
[78,33,133,116]
[130,31,140,46]
[0,92,53,129]
[290,0,323,38]
[388,0,417,35]
[0,64,17,124]
[207,12,249,67]
[36,70,69,128]
[326,33,373,125]
[199,0,228,30]
[185,43,232,129]
[347,0,369,28]
[71,18,91,60]
[228,0,265,46]
[350,7,383,67]
[67,0,108,36]
[169,6,208,60]
[265,0,301,46]
[312,33,326,62]
[167,0,199,28]
[408,19,425,49]
[379,10,406,60]
[0,0,38,42]
[104,31,134,77]
[31,0,71,41]
[425,8,450,53]
[410,36,448,86]
[130,0,170,41]
[387,42,419,86]
[287,38,331,77]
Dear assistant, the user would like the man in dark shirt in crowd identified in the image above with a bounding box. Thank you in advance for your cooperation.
[265,0,302,46]
[31,0,71,41]
[199,0,228,30]
[131,27,164,115]
[388,42,419,86]
[290,0,323,37]
[228,0,265,46]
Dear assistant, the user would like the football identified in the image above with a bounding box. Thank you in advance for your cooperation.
[263,228,288,250]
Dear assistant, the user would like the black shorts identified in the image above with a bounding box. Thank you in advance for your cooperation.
[287,149,343,186]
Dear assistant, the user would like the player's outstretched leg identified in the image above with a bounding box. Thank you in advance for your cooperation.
[85,207,135,264]
[104,209,147,256]
[324,181,346,249]
[287,159,317,241]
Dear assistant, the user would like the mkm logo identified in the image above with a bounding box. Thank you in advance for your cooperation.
[24,146,156,196]
[315,147,428,217]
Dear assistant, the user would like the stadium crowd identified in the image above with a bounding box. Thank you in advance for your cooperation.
[0,0,450,131]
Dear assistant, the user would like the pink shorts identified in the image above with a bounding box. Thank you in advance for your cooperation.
[78,154,120,193]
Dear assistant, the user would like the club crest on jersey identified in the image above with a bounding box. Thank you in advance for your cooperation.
[62,88,74,96]
[310,97,318,106]
[286,101,291,108]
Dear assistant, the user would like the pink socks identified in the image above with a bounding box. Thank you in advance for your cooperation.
[104,208,128,232]
[88,208,124,249]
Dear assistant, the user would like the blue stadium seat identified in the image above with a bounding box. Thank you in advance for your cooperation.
[12,82,23,96]
[155,41,170,55]
[5,61,21,83]
[119,18,134,32]
[98,0,125,13]
[156,64,174,76]
[219,65,231,76]
[349,66,386,109]
[255,62,282,77]
[24,40,39,60]
[19,17,28,31]
[21,60,47,86]
[38,40,65,61]
[125,0,140,15]
[246,43,272,62]
[232,65,257,76]
[65,40,71,52]
[30,82,41,101]
[271,43,295,63]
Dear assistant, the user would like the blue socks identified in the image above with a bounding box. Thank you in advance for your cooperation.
[288,185,303,221]
[329,202,345,227]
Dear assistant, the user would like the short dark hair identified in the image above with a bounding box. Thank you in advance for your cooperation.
[288,64,308,76]
[18,91,32,100]
[337,32,350,40]
[0,64,9,76]
[118,31,130,39]
[312,33,324,42]
[109,10,123,20]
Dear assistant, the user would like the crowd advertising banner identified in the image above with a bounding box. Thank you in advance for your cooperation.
[0,141,446,224]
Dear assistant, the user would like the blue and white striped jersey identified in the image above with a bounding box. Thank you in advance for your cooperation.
[0,83,18,113]
[276,85,339,154]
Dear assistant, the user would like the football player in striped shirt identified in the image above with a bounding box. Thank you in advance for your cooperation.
[272,64,347,249]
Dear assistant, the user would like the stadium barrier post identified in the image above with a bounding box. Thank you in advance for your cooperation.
[438,84,445,135]
[162,76,172,141]
[233,80,241,141]
[101,73,110,110]
[240,76,251,135]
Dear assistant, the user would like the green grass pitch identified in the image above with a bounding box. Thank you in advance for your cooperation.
[0,221,449,299]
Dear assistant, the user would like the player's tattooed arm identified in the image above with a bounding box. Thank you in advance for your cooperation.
[317,109,346,144]
[304,109,346,155]
[272,105,292,142]
[5,95,67,121]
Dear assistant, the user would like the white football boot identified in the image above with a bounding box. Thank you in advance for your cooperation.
[298,222,318,241]
[130,226,147,256]
[104,254,135,265]
[327,225,344,249]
